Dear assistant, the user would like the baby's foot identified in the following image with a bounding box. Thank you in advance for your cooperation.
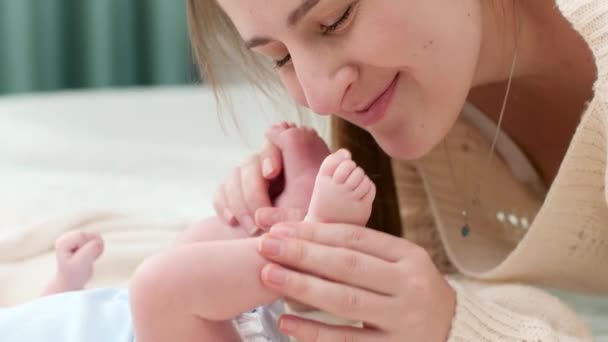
[305,149,376,226]
[51,231,104,292]
[286,150,375,312]
[266,122,331,211]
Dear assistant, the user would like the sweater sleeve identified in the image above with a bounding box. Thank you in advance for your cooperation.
[446,277,593,341]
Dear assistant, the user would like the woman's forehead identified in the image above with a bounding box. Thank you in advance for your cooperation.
[216,0,308,38]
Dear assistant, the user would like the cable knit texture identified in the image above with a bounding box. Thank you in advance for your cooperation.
[391,0,608,340]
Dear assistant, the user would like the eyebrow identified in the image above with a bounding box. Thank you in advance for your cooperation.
[244,0,321,50]
[288,0,320,26]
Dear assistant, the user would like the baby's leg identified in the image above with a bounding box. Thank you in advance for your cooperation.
[129,238,278,342]
[130,151,376,342]
[266,122,330,210]
[129,125,336,341]
[175,216,251,245]
[42,231,104,296]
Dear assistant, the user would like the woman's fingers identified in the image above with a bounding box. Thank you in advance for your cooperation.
[212,135,285,233]
[213,184,237,226]
[261,264,396,328]
[240,154,272,223]
[278,315,386,342]
[269,222,412,262]
[254,207,306,230]
[224,167,256,232]
[258,235,400,295]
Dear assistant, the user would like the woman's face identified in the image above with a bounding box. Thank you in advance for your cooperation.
[217,0,485,159]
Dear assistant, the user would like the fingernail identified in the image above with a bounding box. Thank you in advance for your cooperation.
[247,225,260,235]
[259,236,283,256]
[270,225,295,238]
[279,316,298,334]
[242,216,260,235]
[263,264,287,286]
[262,158,274,177]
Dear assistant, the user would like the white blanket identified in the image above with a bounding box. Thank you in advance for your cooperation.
[0,211,183,305]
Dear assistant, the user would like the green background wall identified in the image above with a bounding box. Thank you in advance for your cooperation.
[0,0,194,95]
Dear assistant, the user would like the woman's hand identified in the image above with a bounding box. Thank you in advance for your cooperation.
[257,221,457,342]
[213,140,284,234]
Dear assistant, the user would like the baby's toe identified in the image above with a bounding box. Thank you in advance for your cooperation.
[317,149,351,178]
[332,160,357,184]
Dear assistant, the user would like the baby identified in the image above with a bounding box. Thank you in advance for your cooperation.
[0,123,376,342]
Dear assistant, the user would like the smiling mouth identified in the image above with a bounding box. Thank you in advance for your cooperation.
[351,73,400,126]
[356,76,397,113]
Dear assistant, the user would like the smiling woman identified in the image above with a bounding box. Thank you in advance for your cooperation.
[187,0,608,341]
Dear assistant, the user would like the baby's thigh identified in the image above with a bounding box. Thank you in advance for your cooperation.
[132,238,277,321]
[176,216,251,244]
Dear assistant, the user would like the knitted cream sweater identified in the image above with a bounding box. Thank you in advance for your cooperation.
[391,0,608,340]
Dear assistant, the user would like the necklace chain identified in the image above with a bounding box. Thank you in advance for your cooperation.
[444,49,519,236]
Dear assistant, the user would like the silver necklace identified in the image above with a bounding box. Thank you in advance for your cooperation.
[444,49,519,238]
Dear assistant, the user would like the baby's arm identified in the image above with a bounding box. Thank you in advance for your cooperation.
[43,231,104,296]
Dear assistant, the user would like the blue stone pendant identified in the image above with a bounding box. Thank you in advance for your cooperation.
[461,225,470,237]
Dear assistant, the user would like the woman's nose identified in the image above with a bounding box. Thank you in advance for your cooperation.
[293,57,357,116]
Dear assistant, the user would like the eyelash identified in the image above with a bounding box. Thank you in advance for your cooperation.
[274,2,356,69]
[321,3,354,35]
[274,55,291,69]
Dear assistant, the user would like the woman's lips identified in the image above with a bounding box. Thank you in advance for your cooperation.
[353,73,399,127]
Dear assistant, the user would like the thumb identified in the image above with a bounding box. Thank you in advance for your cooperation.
[255,207,306,230]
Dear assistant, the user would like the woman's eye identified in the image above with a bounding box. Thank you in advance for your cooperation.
[274,54,292,69]
[321,2,356,35]
[273,2,358,69]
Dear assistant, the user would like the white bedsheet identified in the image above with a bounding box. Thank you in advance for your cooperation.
[0,85,319,220]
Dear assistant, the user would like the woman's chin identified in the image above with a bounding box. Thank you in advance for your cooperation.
[374,133,435,161]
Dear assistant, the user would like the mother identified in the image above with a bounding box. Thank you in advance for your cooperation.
[189,0,607,340]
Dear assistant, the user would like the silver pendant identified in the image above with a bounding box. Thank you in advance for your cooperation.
[461,224,470,237]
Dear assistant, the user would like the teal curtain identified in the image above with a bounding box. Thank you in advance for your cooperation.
[0,0,194,95]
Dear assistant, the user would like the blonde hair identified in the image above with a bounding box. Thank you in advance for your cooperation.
[187,0,402,236]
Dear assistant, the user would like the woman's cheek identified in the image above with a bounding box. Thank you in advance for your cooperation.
[280,72,308,108]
